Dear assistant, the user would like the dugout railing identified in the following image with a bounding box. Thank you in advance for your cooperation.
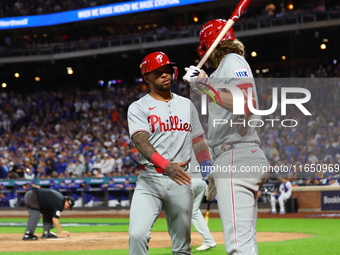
[0,186,135,210]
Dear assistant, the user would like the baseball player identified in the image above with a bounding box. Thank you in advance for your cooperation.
[23,187,74,240]
[127,51,213,255]
[183,19,268,255]
[190,152,216,251]
[270,175,292,214]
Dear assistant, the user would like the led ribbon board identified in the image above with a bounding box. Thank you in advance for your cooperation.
[0,0,215,30]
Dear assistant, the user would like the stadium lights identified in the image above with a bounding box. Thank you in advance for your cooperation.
[320,44,326,50]
[35,77,41,82]
[66,67,73,75]
[14,73,20,78]
[1,83,7,88]
[282,56,286,60]
[251,51,257,57]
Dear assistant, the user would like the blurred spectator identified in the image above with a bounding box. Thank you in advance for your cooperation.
[262,143,270,159]
[0,183,10,207]
[307,150,320,164]
[283,139,298,160]
[69,180,82,207]
[81,181,102,207]
[23,166,35,180]
[49,179,59,190]
[324,139,337,159]
[65,159,77,177]
[101,178,122,207]
[329,177,340,186]
[270,175,292,214]
[84,154,94,176]
[56,155,68,177]
[101,153,115,176]
[73,159,86,177]
[0,158,9,179]
[93,155,103,173]
[269,142,280,161]
[45,158,58,178]
[264,1,276,18]
[119,178,135,207]
[92,168,104,178]
[113,153,123,176]
[313,177,321,186]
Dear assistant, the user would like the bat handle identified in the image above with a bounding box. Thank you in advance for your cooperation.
[196,19,235,69]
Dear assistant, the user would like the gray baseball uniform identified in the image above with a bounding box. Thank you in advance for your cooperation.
[128,92,204,255]
[208,53,268,255]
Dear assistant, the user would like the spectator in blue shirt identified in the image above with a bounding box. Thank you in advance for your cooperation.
[101,178,122,207]
[119,178,135,207]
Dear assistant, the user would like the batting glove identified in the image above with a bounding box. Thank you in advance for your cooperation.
[199,159,212,184]
[204,177,217,201]
[183,66,221,104]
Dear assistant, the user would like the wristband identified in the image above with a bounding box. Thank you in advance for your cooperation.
[196,150,212,163]
[150,153,170,170]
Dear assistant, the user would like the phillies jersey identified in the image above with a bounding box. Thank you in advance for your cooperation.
[128,92,204,168]
[207,53,261,148]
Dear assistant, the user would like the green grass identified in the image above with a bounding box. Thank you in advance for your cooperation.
[1,217,340,254]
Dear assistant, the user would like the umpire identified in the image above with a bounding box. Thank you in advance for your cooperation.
[22,187,75,241]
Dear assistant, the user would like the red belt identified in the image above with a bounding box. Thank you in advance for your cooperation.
[139,164,163,174]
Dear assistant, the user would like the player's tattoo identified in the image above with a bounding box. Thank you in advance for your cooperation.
[192,137,210,155]
[131,131,157,161]
[164,163,179,177]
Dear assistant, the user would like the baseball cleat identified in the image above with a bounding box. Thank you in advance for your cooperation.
[42,231,58,238]
[196,243,216,251]
[23,233,38,241]
[269,211,277,214]
[278,211,286,215]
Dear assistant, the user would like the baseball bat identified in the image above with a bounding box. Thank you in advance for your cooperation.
[197,0,253,69]
[204,201,211,225]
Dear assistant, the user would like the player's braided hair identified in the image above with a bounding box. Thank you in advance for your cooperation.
[209,39,245,69]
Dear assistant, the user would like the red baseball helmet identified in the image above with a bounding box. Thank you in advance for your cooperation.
[140,52,175,75]
[196,19,235,62]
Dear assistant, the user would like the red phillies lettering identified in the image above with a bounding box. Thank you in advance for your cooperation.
[148,115,192,133]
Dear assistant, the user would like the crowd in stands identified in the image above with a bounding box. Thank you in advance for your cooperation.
[0,84,146,181]
[1,0,340,55]
[0,59,339,184]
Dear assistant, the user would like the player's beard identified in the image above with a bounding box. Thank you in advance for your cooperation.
[154,80,172,92]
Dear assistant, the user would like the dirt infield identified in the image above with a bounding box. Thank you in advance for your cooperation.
[0,231,313,252]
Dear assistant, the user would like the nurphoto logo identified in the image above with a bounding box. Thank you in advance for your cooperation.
[199,79,312,128]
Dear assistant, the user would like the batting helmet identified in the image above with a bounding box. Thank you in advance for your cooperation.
[196,19,235,61]
[140,52,175,75]
[140,52,178,83]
